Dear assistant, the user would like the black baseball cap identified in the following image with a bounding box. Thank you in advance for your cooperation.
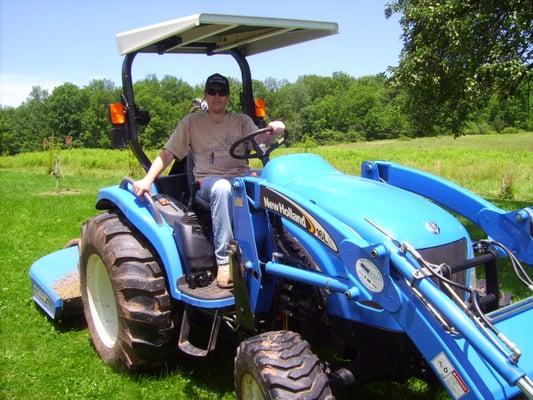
[205,73,230,93]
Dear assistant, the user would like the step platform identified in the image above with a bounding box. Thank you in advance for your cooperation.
[177,276,233,300]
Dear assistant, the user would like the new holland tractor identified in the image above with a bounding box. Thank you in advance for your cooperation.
[29,14,533,399]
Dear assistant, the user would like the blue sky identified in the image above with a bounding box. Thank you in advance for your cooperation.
[0,0,403,107]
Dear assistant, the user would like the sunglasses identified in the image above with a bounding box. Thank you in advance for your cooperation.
[206,88,229,97]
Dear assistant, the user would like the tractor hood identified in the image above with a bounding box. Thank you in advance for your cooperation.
[261,154,469,249]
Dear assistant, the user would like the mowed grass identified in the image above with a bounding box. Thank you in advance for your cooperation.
[0,133,531,400]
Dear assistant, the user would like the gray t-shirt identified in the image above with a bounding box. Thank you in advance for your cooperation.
[164,112,258,181]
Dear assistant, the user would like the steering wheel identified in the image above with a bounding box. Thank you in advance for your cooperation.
[229,127,286,166]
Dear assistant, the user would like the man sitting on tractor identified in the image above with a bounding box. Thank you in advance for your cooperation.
[133,73,285,288]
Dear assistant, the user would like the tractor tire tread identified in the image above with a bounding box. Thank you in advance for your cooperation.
[80,211,178,371]
[235,330,333,400]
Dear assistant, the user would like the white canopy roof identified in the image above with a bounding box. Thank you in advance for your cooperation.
[116,13,338,56]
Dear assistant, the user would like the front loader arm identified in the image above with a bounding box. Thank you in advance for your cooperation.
[362,161,533,266]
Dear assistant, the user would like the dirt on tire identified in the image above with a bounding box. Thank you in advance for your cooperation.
[234,330,333,399]
[79,211,179,371]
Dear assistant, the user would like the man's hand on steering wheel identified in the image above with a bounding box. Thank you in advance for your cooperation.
[267,120,285,136]
[229,122,287,165]
[256,121,285,146]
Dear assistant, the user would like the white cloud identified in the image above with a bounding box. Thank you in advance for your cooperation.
[0,74,62,107]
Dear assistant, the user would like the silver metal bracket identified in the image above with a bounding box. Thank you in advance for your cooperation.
[178,305,221,357]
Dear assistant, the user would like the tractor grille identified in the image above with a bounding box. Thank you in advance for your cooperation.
[418,239,468,294]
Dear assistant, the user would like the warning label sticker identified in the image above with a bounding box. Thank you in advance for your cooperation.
[431,352,469,399]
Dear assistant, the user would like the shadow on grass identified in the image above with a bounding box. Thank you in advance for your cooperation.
[130,325,238,396]
[54,316,88,332]
[32,302,88,332]
[175,341,237,397]
[335,380,446,400]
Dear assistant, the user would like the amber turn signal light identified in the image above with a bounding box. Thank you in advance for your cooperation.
[108,103,126,125]
[254,98,266,118]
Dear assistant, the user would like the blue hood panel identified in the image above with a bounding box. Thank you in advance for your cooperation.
[262,154,468,249]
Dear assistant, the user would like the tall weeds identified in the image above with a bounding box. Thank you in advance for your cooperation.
[499,172,515,200]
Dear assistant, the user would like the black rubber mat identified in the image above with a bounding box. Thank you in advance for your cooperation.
[177,276,233,300]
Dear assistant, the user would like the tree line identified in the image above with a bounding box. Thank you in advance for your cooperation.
[0,71,530,156]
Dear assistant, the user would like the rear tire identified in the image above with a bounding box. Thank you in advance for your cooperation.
[79,211,178,371]
[234,330,333,399]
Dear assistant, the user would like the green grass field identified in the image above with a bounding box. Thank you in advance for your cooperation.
[0,133,531,399]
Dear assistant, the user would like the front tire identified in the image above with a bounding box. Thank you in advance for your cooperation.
[235,330,333,399]
[79,211,178,371]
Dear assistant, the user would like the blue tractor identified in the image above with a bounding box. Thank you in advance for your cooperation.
[29,14,533,399]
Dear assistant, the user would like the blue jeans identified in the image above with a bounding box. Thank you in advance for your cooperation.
[197,177,233,265]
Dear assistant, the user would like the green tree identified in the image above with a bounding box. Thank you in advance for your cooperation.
[386,0,533,135]
[3,86,54,154]
[47,83,88,144]
[80,79,121,147]
[0,107,18,155]
[266,78,314,142]
[134,75,193,149]
[477,81,532,132]
[160,75,195,106]
[295,75,401,143]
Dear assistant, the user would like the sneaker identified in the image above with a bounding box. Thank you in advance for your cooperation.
[216,263,233,289]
